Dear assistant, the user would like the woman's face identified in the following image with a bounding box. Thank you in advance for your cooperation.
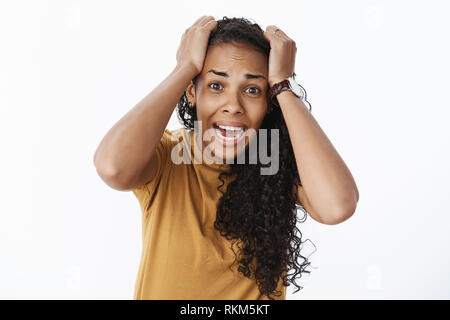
[186,41,270,163]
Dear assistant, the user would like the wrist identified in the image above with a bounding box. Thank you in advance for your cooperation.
[268,78,285,87]
[174,64,199,78]
[269,71,298,87]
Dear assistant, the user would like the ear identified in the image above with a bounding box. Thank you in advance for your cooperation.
[186,80,196,108]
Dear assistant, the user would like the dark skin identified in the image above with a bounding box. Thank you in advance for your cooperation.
[94,14,358,225]
[185,40,317,220]
[186,41,270,163]
[186,24,359,225]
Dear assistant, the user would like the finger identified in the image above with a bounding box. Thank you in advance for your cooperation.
[193,15,208,26]
[267,25,289,40]
[263,29,283,47]
[266,25,283,34]
[193,15,212,27]
[263,28,276,41]
[199,15,215,27]
[203,19,218,30]
[264,26,282,43]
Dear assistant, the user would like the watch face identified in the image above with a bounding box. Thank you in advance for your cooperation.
[288,77,303,98]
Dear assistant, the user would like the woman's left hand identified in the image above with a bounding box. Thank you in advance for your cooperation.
[263,25,297,87]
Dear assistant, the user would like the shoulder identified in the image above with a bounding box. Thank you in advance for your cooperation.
[155,128,190,158]
[131,128,189,209]
[162,127,189,146]
[162,127,185,142]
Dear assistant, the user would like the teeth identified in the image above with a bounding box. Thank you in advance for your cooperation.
[217,125,245,132]
[215,127,245,141]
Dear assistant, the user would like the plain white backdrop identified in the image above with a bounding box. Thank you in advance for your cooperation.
[1,0,449,299]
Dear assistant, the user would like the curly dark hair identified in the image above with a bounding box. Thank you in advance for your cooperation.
[176,16,315,300]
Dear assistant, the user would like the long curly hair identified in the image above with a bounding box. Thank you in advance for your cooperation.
[176,16,315,300]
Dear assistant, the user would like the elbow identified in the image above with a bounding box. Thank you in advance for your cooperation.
[307,188,359,226]
[327,188,359,225]
[93,155,134,191]
[324,199,358,225]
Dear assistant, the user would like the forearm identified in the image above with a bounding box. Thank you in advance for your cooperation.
[277,90,359,216]
[94,64,196,184]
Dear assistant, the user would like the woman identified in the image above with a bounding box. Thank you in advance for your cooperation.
[94,15,359,300]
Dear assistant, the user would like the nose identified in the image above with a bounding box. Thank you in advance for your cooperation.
[220,93,244,115]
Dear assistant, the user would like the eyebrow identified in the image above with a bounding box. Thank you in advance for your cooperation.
[207,69,266,80]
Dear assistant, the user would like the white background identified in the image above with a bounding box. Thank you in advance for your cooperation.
[1,0,449,299]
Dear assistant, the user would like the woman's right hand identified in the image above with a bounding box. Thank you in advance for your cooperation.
[176,15,218,75]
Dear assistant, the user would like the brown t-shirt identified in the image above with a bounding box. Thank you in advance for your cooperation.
[132,127,286,299]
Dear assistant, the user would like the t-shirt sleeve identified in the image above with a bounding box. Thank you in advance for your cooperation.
[131,129,174,213]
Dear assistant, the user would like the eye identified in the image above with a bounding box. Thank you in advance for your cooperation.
[245,87,261,95]
[208,83,262,95]
[208,83,223,90]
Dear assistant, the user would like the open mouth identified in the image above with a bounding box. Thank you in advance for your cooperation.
[213,122,248,144]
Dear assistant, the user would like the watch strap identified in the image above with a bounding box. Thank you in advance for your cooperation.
[269,79,291,107]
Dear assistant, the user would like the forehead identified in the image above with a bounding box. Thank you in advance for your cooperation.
[202,42,268,76]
